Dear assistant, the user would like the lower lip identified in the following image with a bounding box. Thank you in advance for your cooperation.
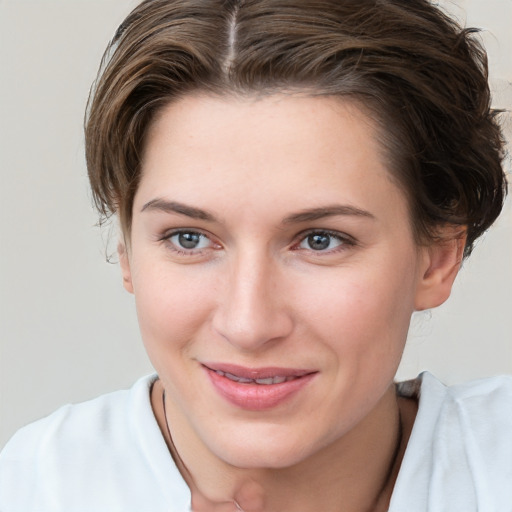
[205,368,316,411]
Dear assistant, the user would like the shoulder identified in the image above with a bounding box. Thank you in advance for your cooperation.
[392,373,512,511]
[401,371,512,424]
[442,374,512,467]
[1,375,154,462]
[419,372,512,457]
[428,373,512,433]
[0,375,189,511]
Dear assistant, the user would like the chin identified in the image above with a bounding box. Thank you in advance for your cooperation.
[207,427,317,470]
[222,449,306,471]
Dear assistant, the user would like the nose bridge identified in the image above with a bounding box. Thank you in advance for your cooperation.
[213,245,292,350]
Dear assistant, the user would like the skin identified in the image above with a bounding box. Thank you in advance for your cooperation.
[119,94,464,511]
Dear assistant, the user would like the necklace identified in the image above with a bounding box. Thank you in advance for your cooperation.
[369,406,403,511]
[161,388,403,512]
[162,389,246,512]
[162,390,189,476]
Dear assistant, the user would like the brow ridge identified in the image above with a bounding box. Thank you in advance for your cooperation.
[141,199,216,221]
[141,199,374,225]
[282,205,375,224]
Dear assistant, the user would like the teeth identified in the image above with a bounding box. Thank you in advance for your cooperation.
[215,370,295,385]
[217,371,252,383]
[227,372,254,383]
[255,377,275,385]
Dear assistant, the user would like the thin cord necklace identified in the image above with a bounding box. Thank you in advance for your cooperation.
[162,389,402,512]
[162,390,245,512]
[369,406,403,512]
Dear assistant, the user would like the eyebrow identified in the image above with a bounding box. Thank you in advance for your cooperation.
[141,199,216,221]
[282,205,375,224]
[141,199,375,224]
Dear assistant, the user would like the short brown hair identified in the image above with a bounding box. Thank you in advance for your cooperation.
[85,0,507,256]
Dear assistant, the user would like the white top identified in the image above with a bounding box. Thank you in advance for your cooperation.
[1,372,511,512]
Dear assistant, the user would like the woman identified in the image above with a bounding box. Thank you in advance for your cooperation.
[0,0,509,511]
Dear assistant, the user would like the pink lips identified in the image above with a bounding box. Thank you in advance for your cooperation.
[203,363,317,411]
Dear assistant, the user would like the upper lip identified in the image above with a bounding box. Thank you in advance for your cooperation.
[202,362,317,380]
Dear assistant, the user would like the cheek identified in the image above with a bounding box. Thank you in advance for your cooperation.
[298,257,418,363]
[130,259,215,355]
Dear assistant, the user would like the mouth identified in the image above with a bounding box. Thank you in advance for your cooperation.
[211,371,298,385]
[202,363,317,410]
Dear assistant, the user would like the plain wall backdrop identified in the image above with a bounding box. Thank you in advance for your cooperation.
[1,0,511,449]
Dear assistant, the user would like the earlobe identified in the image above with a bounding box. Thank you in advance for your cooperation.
[414,231,466,311]
[118,240,134,294]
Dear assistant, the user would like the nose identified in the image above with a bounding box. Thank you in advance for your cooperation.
[212,250,294,352]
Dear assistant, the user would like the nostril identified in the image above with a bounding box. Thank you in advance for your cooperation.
[212,309,294,350]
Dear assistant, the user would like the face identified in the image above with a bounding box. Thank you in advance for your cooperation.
[121,94,455,469]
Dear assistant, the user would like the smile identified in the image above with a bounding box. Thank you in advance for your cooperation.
[212,370,298,385]
[202,363,317,410]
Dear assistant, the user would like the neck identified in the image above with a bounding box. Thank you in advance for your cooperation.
[151,380,416,512]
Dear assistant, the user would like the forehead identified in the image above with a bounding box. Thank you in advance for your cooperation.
[136,93,408,224]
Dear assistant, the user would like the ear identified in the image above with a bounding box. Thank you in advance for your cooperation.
[414,230,466,311]
[118,240,134,294]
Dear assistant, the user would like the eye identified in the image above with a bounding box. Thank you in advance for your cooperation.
[166,230,214,252]
[297,231,351,252]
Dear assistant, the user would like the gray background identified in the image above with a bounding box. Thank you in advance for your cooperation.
[1,0,511,449]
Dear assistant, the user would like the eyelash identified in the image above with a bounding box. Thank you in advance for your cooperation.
[159,228,356,256]
[292,229,356,254]
[159,229,219,256]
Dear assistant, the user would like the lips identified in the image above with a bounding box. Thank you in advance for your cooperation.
[213,370,295,385]
[202,363,317,410]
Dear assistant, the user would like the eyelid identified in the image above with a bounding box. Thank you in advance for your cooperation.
[157,227,356,256]
[159,227,211,240]
[292,228,356,252]
[159,228,222,254]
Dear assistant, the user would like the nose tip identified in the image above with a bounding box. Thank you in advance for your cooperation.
[212,263,293,351]
[214,307,293,351]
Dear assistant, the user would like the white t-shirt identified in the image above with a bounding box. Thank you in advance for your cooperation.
[1,372,511,512]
